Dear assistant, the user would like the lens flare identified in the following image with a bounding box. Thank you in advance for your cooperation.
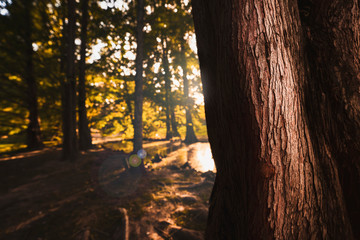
[129,154,142,167]
[137,149,147,159]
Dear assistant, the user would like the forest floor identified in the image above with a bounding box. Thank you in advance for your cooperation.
[0,144,214,240]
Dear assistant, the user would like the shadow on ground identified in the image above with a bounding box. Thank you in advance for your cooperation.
[0,145,214,240]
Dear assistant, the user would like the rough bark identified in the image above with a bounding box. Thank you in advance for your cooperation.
[24,0,42,149]
[300,1,360,237]
[133,0,145,153]
[181,40,198,144]
[78,0,92,150]
[62,0,78,161]
[192,0,357,239]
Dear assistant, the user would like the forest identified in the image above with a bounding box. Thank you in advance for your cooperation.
[1,0,360,239]
[1,0,212,239]
[0,0,205,156]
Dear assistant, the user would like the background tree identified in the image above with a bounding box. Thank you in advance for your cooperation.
[62,0,78,160]
[192,0,359,239]
[181,39,197,143]
[0,0,208,154]
[78,0,92,150]
[133,0,145,152]
[0,0,43,149]
[23,0,43,149]
[170,3,199,144]
[161,36,178,139]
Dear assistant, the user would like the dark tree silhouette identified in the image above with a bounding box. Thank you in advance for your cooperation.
[192,0,360,239]
[181,40,198,144]
[24,0,43,149]
[62,0,78,161]
[162,37,173,140]
[133,0,145,153]
[78,0,92,150]
[162,37,180,139]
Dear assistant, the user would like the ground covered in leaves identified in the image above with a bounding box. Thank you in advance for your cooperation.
[0,144,214,240]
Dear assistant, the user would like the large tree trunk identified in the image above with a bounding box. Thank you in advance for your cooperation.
[78,0,92,150]
[62,0,78,161]
[181,40,198,144]
[133,0,145,153]
[24,0,42,149]
[192,0,358,239]
[300,1,360,237]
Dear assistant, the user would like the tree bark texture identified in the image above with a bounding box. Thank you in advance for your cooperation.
[192,0,359,239]
[24,0,43,149]
[78,0,92,150]
[300,1,360,237]
[181,40,198,144]
[62,0,78,161]
[133,0,145,153]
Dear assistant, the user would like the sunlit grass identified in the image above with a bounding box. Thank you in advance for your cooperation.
[0,143,27,154]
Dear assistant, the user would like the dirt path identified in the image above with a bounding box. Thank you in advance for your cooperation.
[0,148,214,240]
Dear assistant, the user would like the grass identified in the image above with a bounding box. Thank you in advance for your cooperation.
[0,143,27,154]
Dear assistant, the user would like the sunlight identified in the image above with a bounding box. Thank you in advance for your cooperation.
[99,0,129,12]
[0,8,8,15]
[32,43,39,51]
[0,1,212,238]
[187,33,198,54]
[193,92,204,105]
[123,51,136,61]
[88,40,107,63]
[193,143,215,172]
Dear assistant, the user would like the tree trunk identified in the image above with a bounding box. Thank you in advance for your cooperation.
[181,40,198,144]
[24,0,42,150]
[192,0,358,239]
[300,1,360,237]
[62,0,78,161]
[162,38,173,140]
[78,0,92,150]
[170,108,180,138]
[162,37,180,139]
[133,0,145,153]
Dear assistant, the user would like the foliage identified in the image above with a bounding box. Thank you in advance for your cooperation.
[0,0,207,152]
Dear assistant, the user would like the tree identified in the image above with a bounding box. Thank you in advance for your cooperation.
[181,39,197,144]
[23,0,43,149]
[62,0,78,160]
[78,0,92,150]
[162,36,180,139]
[192,0,360,239]
[133,0,145,152]
[0,0,43,149]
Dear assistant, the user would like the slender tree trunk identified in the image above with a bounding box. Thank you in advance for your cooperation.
[192,0,357,239]
[133,0,145,153]
[162,38,172,140]
[170,108,180,137]
[181,40,198,144]
[24,0,42,149]
[124,80,134,126]
[62,0,78,161]
[78,0,92,150]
